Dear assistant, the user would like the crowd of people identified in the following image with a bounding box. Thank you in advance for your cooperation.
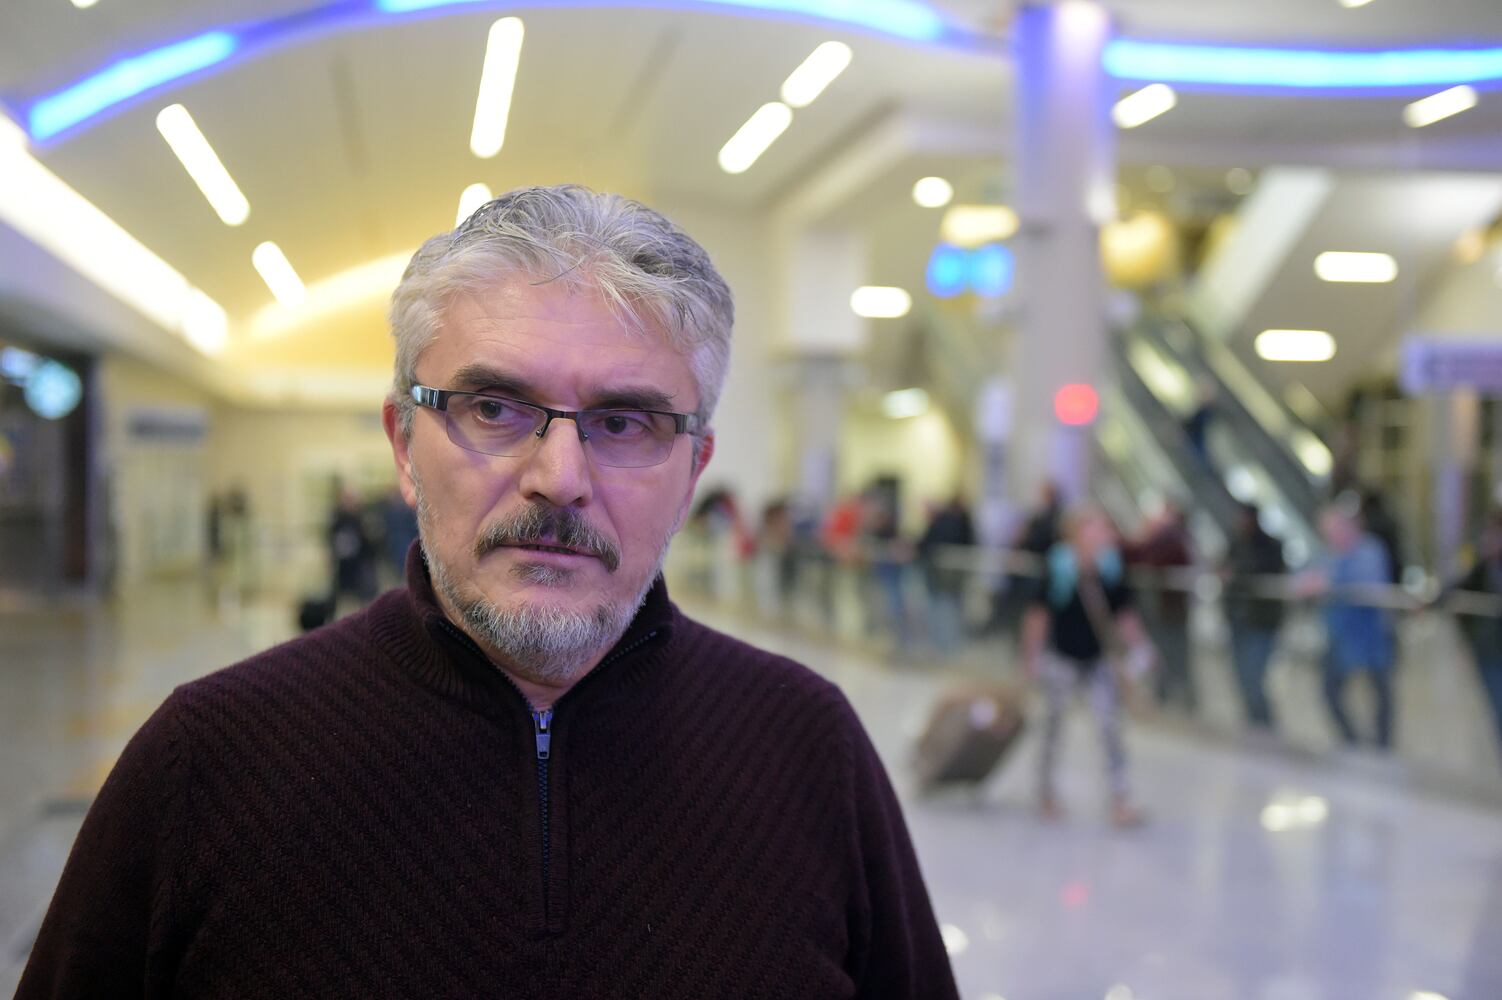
[678,479,1502,771]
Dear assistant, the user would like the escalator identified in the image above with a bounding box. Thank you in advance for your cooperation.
[1101,321,1323,565]
[1141,316,1330,525]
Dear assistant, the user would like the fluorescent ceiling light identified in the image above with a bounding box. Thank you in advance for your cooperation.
[250,250,412,339]
[0,113,225,354]
[718,102,793,174]
[939,205,1019,247]
[155,103,249,226]
[1314,251,1398,283]
[470,17,524,159]
[28,31,236,140]
[912,176,954,208]
[780,41,852,108]
[1293,428,1333,476]
[252,242,306,307]
[1104,39,1502,90]
[456,182,493,226]
[1403,85,1478,127]
[850,286,912,319]
[882,387,929,419]
[1112,83,1177,128]
[1337,0,1375,7]
[71,0,100,8]
[1256,329,1336,362]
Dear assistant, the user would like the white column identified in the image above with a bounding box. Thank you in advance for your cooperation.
[776,224,866,508]
[1011,1,1116,504]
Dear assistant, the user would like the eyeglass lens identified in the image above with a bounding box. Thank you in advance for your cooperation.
[443,393,679,468]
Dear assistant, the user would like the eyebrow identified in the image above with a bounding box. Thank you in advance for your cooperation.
[444,362,682,412]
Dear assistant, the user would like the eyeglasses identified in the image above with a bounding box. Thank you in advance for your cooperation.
[411,385,700,469]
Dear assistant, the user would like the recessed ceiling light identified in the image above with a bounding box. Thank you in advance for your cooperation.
[850,286,911,318]
[70,0,100,8]
[912,176,953,208]
[470,17,524,159]
[718,102,793,174]
[155,103,249,226]
[456,182,492,226]
[881,387,929,419]
[1403,85,1477,127]
[1256,329,1336,362]
[1337,0,1375,8]
[251,241,306,307]
[780,41,852,109]
[1112,83,1176,128]
[1314,251,1398,283]
[1225,167,1254,195]
[939,205,1019,247]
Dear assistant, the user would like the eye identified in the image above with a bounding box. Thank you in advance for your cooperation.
[467,395,531,429]
[595,411,653,437]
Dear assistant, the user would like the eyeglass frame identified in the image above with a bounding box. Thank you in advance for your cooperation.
[409,384,701,467]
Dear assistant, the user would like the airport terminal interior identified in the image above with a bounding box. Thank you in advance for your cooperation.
[5,0,1502,996]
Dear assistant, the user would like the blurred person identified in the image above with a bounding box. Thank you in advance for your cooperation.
[1298,499,1397,750]
[864,484,914,655]
[995,480,1063,634]
[379,482,420,586]
[327,481,377,614]
[1182,380,1217,468]
[1022,504,1152,828]
[20,186,957,998]
[757,497,799,616]
[1126,501,1196,712]
[1222,503,1286,730]
[1359,489,1405,585]
[916,494,976,658]
[1446,508,1502,761]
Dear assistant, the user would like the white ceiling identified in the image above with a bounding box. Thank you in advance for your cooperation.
[1,0,1500,402]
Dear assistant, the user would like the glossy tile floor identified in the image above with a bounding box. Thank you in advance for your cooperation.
[3,581,1502,1000]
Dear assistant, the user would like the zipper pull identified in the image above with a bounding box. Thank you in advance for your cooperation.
[532,708,553,760]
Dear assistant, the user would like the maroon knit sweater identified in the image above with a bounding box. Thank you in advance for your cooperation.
[19,554,958,999]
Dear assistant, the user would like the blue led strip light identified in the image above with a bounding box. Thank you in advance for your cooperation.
[1105,39,1502,91]
[29,32,238,140]
[374,0,946,42]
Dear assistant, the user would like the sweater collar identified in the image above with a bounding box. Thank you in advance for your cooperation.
[371,542,676,713]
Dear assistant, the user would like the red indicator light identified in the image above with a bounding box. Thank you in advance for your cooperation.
[1054,384,1099,426]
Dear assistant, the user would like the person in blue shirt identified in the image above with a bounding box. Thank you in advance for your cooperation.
[1299,500,1397,749]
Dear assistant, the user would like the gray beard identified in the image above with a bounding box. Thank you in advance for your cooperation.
[413,472,665,687]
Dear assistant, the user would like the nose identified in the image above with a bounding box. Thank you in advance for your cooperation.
[517,415,593,508]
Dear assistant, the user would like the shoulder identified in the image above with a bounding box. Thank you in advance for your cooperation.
[166,600,392,736]
[669,611,844,698]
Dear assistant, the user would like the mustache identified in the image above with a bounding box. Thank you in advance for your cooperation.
[473,502,621,573]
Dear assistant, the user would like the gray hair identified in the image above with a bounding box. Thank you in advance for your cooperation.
[389,185,734,439]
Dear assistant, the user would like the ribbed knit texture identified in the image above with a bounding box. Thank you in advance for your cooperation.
[19,552,957,999]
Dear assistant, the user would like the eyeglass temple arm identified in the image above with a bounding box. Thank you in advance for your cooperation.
[412,385,444,408]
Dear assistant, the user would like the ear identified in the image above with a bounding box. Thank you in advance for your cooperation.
[382,398,419,509]
[673,431,715,533]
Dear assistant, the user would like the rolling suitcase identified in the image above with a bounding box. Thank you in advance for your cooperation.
[913,684,1026,792]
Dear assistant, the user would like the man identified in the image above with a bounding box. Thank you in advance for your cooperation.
[1221,503,1286,731]
[1298,499,1397,750]
[1125,501,1195,712]
[20,186,957,998]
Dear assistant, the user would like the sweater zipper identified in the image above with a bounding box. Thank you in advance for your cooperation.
[531,707,553,905]
[435,620,662,921]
